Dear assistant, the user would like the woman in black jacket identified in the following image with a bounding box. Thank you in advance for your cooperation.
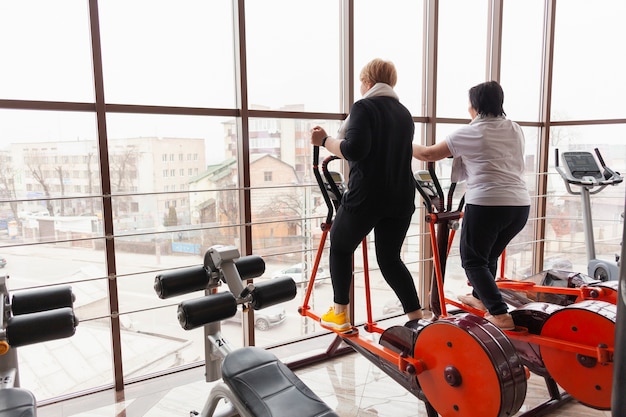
[310,58,423,332]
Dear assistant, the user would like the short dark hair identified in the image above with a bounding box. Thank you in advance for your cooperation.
[469,81,506,117]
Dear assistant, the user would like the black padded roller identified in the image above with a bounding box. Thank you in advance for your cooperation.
[6,307,78,348]
[11,285,74,315]
[234,255,265,280]
[250,276,297,310]
[154,265,209,299]
[203,252,266,280]
[177,292,237,330]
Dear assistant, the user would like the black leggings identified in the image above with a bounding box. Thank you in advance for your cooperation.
[460,204,530,315]
[329,206,421,313]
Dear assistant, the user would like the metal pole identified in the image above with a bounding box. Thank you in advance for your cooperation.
[580,186,597,262]
[612,191,625,416]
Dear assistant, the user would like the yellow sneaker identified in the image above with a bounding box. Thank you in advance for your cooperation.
[320,307,351,332]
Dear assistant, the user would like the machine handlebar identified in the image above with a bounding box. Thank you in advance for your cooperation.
[414,163,465,216]
[313,146,346,226]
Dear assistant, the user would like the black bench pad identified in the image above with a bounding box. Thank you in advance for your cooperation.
[0,388,36,417]
[222,347,338,417]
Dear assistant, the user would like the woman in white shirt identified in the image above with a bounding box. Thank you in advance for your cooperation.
[412,80,530,330]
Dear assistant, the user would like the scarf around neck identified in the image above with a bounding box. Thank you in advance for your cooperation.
[336,83,399,139]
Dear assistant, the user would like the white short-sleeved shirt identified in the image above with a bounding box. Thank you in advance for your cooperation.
[446,116,531,206]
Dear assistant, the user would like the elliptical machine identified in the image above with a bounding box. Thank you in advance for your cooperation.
[555,148,623,281]
[298,148,528,417]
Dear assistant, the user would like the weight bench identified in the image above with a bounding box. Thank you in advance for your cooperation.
[155,245,338,417]
[203,347,337,417]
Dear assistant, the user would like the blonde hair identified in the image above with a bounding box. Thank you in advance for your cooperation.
[360,58,398,87]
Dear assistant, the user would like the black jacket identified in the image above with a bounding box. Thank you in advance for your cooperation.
[339,96,416,217]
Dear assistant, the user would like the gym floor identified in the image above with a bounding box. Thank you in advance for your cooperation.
[37,346,612,417]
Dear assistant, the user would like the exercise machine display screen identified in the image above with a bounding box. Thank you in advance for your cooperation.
[562,151,602,180]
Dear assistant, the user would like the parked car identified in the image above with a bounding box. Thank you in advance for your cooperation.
[0,255,6,268]
[225,305,287,331]
[271,262,329,287]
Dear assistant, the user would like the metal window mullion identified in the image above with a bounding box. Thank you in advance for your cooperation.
[88,0,124,392]
[422,0,438,138]
[341,0,354,115]
[420,0,439,311]
[486,0,503,82]
[534,0,557,274]
[233,0,254,347]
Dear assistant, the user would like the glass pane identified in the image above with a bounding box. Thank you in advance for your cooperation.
[104,112,244,378]
[501,0,544,122]
[119,306,199,376]
[244,116,343,264]
[245,0,341,112]
[19,312,113,398]
[105,113,223,185]
[0,1,94,102]
[116,223,242,378]
[1,109,99,143]
[437,0,489,118]
[551,0,626,120]
[98,0,236,108]
[1,110,102,241]
[245,116,343,186]
[354,0,425,116]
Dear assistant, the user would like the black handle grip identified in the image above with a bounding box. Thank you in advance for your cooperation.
[177,292,237,330]
[7,307,78,347]
[11,285,74,315]
[234,255,266,280]
[154,265,209,299]
[250,276,297,310]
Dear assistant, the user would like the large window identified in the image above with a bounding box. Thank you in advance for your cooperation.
[0,2,94,102]
[354,0,424,115]
[551,0,626,121]
[501,0,544,122]
[245,1,342,112]
[99,0,237,108]
[0,0,623,404]
[436,0,489,118]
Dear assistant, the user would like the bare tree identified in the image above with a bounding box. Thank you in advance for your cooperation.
[261,191,302,231]
[217,183,238,226]
[0,157,20,226]
[109,145,138,216]
[86,152,96,214]
[24,151,54,215]
[54,166,66,216]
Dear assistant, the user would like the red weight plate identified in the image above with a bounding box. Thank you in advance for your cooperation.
[415,315,526,417]
[540,300,616,409]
